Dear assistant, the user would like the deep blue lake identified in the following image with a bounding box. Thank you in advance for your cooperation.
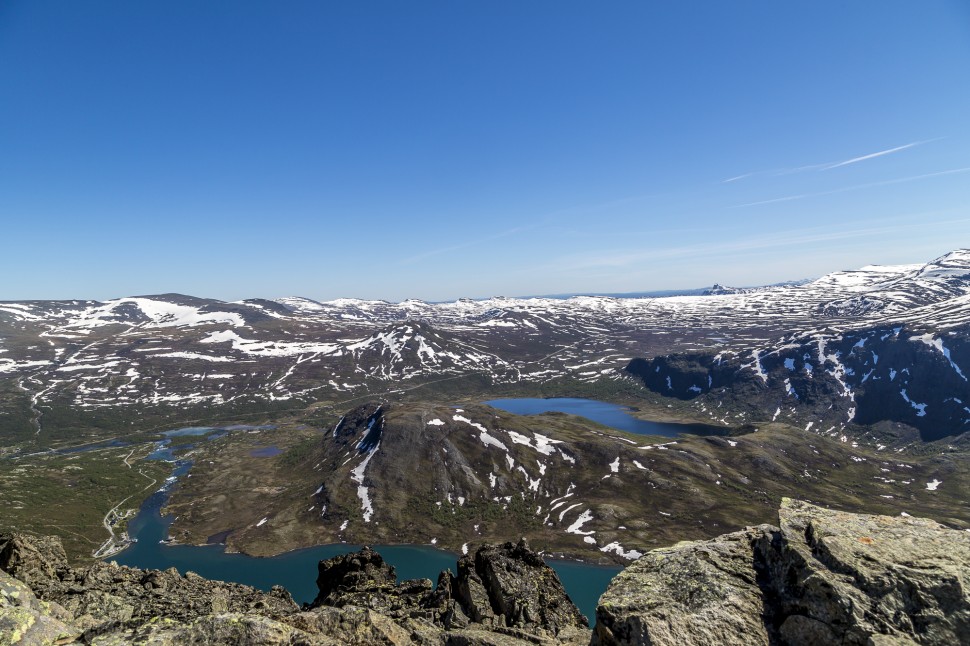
[112,479,618,621]
[485,397,723,437]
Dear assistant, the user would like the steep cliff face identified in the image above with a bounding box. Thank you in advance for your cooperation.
[594,499,970,646]
[626,325,970,441]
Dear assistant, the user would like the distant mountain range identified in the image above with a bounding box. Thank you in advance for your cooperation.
[3,250,970,570]
[1,250,969,445]
[528,279,811,300]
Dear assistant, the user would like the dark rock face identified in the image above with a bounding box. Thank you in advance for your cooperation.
[0,532,70,589]
[626,353,733,401]
[313,545,399,606]
[626,325,970,440]
[594,498,970,646]
[462,540,589,635]
[330,402,386,452]
[310,545,441,622]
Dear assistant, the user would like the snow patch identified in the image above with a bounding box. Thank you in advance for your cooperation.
[565,509,595,536]
[599,542,643,560]
[350,443,379,523]
[454,414,509,451]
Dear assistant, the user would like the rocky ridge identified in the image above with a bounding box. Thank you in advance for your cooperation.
[4,500,968,645]
[1,533,590,645]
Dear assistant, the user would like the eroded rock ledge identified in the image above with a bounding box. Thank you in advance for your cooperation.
[593,498,970,645]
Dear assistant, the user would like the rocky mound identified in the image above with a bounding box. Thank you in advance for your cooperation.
[309,540,588,639]
[593,498,970,645]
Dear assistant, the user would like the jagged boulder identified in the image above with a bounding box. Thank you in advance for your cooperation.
[593,526,774,645]
[82,613,315,646]
[290,605,416,645]
[455,540,589,636]
[0,533,69,590]
[0,531,300,638]
[313,545,399,604]
[310,545,438,619]
[594,498,970,645]
[310,541,590,642]
[42,561,299,630]
[0,531,590,645]
[306,543,591,641]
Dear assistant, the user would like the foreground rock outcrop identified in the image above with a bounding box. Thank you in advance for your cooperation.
[594,498,970,645]
[0,533,588,645]
[3,499,968,644]
[310,540,588,640]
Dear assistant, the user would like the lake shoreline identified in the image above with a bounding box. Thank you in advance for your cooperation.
[111,397,707,618]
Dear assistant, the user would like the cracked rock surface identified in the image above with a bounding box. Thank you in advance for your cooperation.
[593,498,970,645]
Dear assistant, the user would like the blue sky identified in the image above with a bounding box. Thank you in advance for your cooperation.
[2,1,969,302]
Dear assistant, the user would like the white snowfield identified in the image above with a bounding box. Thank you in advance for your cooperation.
[60,297,247,331]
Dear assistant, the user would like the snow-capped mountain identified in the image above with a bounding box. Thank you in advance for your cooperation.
[2,250,969,441]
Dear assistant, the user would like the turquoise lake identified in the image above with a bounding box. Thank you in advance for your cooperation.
[112,471,619,621]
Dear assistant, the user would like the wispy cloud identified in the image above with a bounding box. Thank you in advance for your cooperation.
[399,193,664,265]
[550,211,970,271]
[822,141,924,170]
[722,172,759,184]
[721,138,940,183]
[399,225,531,265]
[732,166,970,208]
